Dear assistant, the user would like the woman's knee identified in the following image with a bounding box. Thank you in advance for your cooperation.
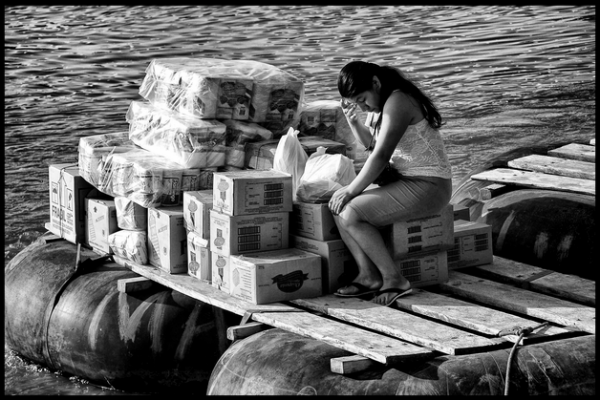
[336,205,365,230]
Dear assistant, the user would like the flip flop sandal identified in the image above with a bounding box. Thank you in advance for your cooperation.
[373,287,413,306]
[334,282,379,298]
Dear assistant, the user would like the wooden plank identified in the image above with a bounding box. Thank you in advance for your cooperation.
[471,256,595,306]
[440,271,595,334]
[470,168,595,196]
[117,276,157,293]
[113,255,298,316]
[330,355,377,375]
[508,154,595,180]
[249,310,435,365]
[548,143,595,162]
[226,322,270,341]
[391,288,572,344]
[291,295,506,355]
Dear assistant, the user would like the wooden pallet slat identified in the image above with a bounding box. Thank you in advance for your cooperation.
[508,154,595,180]
[470,168,595,196]
[440,271,595,334]
[291,295,506,355]
[548,143,595,162]
[472,256,595,306]
[390,287,572,344]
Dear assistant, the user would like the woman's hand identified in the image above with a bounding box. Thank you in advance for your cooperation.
[328,185,355,216]
[340,99,359,125]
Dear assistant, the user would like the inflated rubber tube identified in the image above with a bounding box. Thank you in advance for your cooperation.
[207,328,595,395]
[4,238,228,393]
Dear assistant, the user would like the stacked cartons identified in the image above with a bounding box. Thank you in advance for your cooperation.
[183,190,214,282]
[210,169,322,304]
[447,219,493,270]
[383,204,455,288]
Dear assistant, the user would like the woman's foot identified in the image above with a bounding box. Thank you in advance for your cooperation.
[335,276,382,297]
[372,280,412,306]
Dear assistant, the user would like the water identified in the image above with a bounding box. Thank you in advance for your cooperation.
[4,5,595,396]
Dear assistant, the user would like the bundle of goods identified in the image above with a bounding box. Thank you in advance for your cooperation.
[138,57,305,136]
[297,100,369,168]
[221,119,273,168]
[126,100,228,169]
[78,132,141,187]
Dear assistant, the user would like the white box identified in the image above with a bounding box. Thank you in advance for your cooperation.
[183,190,213,239]
[209,210,289,256]
[211,252,231,293]
[384,204,454,258]
[85,198,119,254]
[187,231,211,282]
[290,235,357,294]
[48,164,96,245]
[291,201,340,241]
[229,248,322,305]
[447,220,493,270]
[147,206,187,274]
[394,250,449,288]
[212,169,293,216]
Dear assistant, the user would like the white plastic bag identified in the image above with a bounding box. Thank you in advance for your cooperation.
[296,147,356,203]
[273,127,308,201]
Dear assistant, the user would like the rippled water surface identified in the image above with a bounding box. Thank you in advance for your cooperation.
[4,5,595,396]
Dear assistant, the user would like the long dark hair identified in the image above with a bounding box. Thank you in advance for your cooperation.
[338,61,444,129]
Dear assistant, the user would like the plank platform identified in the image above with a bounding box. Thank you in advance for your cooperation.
[507,154,595,180]
[439,271,595,334]
[547,143,595,162]
[470,168,595,196]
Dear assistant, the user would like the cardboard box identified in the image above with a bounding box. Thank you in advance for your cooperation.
[48,164,97,245]
[447,220,493,270]
[147,206,187,274]
[210,210,290,256]
[383,204,454,258]
[229,248,322,304]
[85,198,119,254]
[291,201,340,241]
[183,190,213,239]
[395,250,449,288]
[290,235,357,294]
[187,231,211,282]
[211,252,231,293]
[453,203,470,221]
[212,169,293,216]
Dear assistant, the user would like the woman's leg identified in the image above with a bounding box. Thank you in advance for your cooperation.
[334,215,382,295]
[335,207,410,304]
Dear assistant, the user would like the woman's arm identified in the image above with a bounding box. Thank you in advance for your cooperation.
[340,99,373,149]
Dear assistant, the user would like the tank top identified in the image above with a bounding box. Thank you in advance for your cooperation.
[366,108,452,180]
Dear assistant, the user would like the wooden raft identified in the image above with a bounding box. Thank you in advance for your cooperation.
[114,254,594,374]
[470,141,595,196]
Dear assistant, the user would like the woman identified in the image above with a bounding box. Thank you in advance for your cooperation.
[329,61,452,306]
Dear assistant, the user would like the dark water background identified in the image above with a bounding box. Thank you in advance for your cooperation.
[4,5,595,396]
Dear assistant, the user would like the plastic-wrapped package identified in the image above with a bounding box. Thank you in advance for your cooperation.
[78,132,141,186]
[225,144,247,168]
[198,168,217,190]
[138,58,304,124]
[245,135,347,170]
[296,147,356,203]
[114,196,148,230]
[108,229,148,265]
[97,150,193,208]
[126,100,228,169]
[298,100,370,168]
[222,119,273,145]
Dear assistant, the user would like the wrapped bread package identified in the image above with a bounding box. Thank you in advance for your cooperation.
[244,135,347,170]
[108,229,148,265]
[138,58,305,125]
[126,100,228,169]
[298,100,369,168]
[97,149,197,208]
[78,132,141,186]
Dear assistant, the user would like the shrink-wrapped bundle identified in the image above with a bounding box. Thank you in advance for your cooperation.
[114,196,148,230]
[138,58,304,125]
[97,150,193,208]
[108,230,148,265]
[126,100,228,169]
[78,132,141,186]
[222,119,273,145]
[298,100,369,167]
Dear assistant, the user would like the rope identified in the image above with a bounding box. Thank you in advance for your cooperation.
[501,321,549,395]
